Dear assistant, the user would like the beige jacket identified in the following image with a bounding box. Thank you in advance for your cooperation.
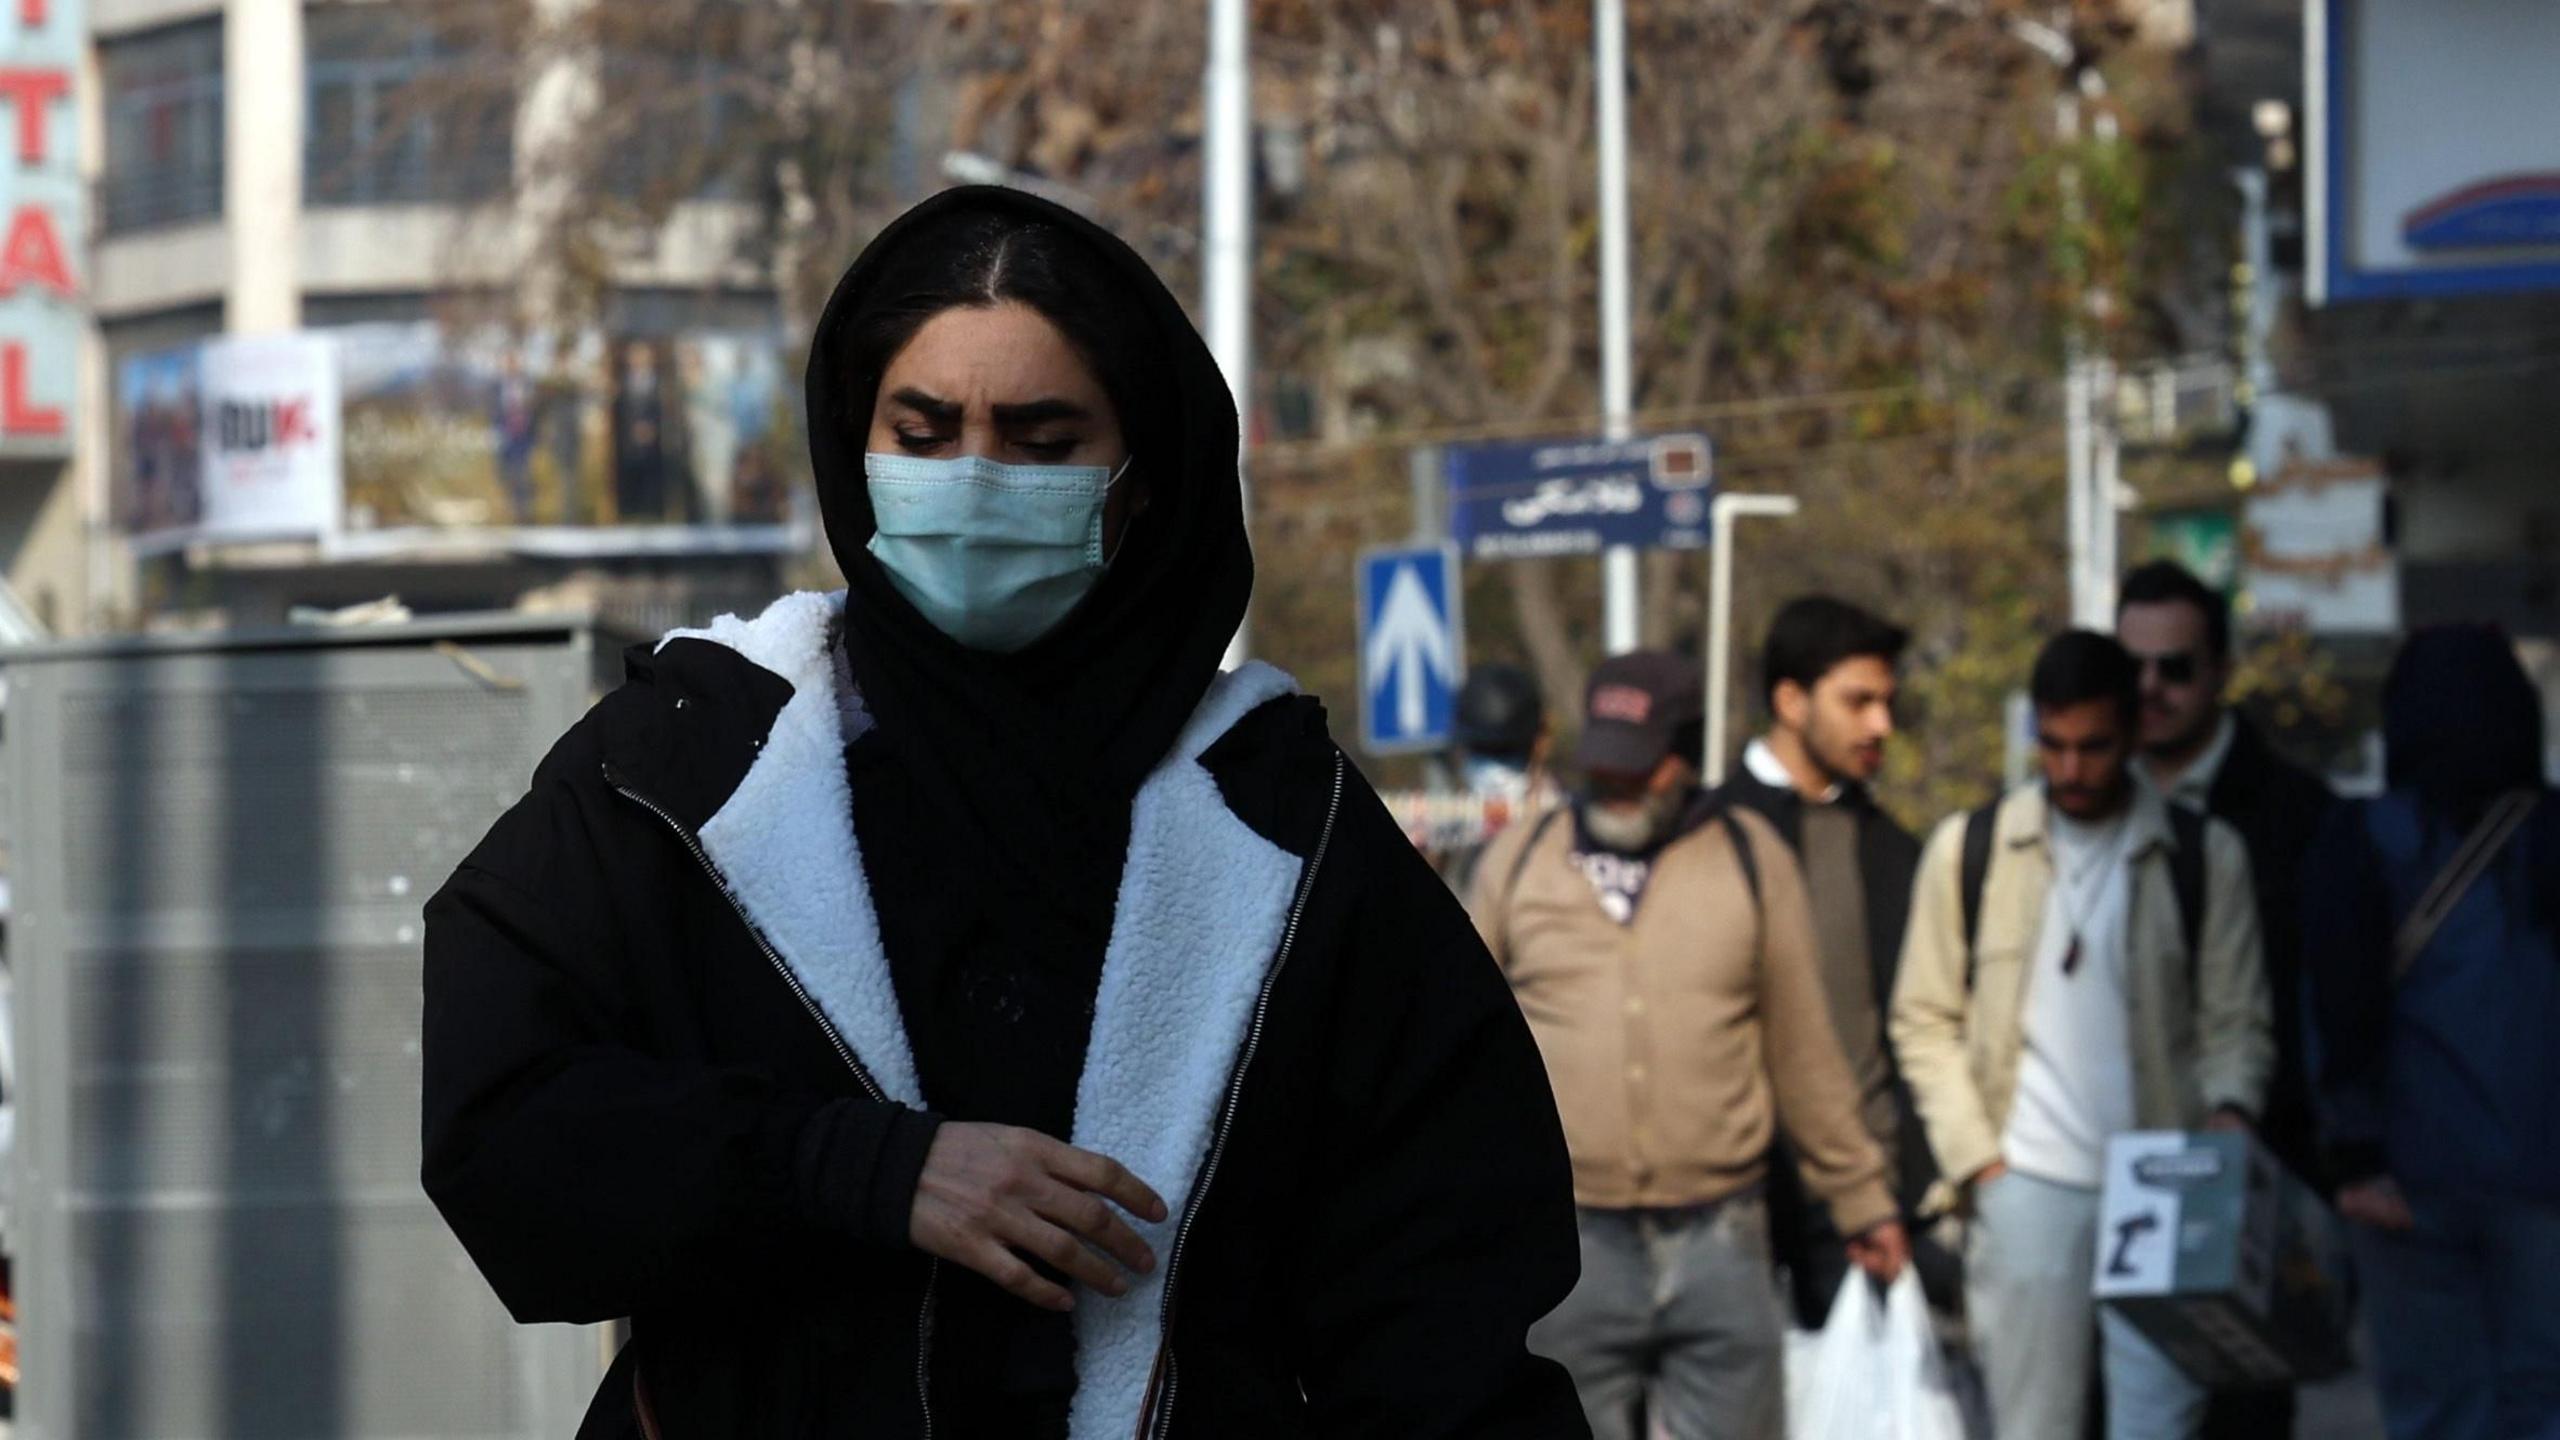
[1468,803,1897,1235]
[1888,784,2275,1192]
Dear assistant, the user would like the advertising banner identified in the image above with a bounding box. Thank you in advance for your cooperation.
[2310,0,2560,302]
[115,323,807,555]
[199,334,342,541]
[117,345,203,545]
[331,324,801,551]
[0,0,83,457]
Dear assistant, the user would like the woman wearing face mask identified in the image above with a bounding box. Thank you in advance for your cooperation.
[422,187,1588,1440]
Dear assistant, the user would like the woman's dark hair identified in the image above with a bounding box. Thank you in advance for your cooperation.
[2031,630,2141,730]
[1760,595,1908,712]
[831,207,1169,458]
[2118,559,2232,660]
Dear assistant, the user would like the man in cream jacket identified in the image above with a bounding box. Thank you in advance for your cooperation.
[1891,632,2273,1440]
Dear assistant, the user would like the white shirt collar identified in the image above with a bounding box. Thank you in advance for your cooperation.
[1744,736,1845,804]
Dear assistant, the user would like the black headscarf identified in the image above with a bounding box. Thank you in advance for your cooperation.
[2384,623,2546,826]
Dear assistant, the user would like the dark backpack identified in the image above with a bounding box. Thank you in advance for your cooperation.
[1958,799,2207,990]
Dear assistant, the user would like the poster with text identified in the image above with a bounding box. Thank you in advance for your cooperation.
[198,333,342,542]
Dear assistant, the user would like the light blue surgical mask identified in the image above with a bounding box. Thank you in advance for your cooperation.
[863,451,1132,653]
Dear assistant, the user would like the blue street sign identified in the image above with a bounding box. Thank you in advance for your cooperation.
[1357,543,1464,755]
[1446,432,1716,559]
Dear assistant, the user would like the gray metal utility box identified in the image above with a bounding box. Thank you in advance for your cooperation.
[1,615,606,1439]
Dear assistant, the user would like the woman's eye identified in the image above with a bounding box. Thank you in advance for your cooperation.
[1019,438,1078,461]
[892,430,945,453]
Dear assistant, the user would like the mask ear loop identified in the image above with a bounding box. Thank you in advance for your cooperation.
[1095,454,1141,566]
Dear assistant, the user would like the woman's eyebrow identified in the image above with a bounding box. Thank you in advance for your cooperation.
[993,399,1092,426]
[888,387,962,422]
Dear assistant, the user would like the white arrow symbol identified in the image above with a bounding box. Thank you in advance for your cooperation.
[1366,561,1454,737]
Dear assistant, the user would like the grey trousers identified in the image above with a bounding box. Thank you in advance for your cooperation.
[1529,1194,1786,1440]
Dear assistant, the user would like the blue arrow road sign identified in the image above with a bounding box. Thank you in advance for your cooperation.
[1446,432,1715,559]
[1358,543,1463,755]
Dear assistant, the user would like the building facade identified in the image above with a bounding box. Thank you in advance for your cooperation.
[51,0,831,641]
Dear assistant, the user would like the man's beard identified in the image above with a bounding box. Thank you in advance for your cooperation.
[1583,785,1684,852]
[2142,704,2218,760]
[1806,720,1881,788]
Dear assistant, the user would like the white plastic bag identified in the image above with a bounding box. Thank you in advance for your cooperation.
[1784,1271,1971,1440]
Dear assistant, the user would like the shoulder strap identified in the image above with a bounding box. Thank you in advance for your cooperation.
[2392,788,2540,983]
[1717,806,1763,915]
[1501,806,1569,912]
[2167,805,2209,975]
[1959,801,1998,989]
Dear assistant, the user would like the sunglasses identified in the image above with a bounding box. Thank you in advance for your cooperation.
[2130,649,2201,686]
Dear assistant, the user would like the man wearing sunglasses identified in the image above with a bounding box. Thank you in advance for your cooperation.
[2117,566,2334,1169]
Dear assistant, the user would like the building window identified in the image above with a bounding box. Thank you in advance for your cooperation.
[101,22,225,234]
[594,0,762,205]
[596,49,750,204]
[305,7,514,207]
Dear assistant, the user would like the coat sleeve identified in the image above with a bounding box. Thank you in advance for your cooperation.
[2194,819,2277,1121]
[1739,813,1897,1237]
[2298,801,2393,1183]
[1290,791,1590,1439]
[1888,815,2004,1189]
[421,737,941,1325]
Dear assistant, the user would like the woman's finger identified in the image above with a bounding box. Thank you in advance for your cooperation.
[1032,1179,1157,1275]
[1043,1140,1168,1224]
[994,1210,1131,1298]
[964,1237,1076,1313]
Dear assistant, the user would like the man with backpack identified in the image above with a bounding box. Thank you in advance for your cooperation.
[1470,650,1908,1440]
[2302,625,2560,1440]
[1891,632,2273,1440]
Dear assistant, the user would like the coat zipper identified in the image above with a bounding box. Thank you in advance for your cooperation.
[604,761,940,1440]
[1141,751,1347,1440]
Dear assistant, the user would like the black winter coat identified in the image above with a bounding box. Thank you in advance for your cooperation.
[422,595,1589,1439]
[2202,716,2335,1191]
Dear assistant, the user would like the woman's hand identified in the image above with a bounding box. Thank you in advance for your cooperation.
[908,1122,1169,1311]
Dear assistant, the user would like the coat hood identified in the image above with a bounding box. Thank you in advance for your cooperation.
[2384,624,2545,815]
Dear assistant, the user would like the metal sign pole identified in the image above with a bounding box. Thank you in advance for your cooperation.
[1702,492,1801,785]
[1594,0,1640,653]
[1206,0,1253,667]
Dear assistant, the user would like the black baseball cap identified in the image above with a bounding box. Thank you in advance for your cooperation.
[1575,651,1704,774]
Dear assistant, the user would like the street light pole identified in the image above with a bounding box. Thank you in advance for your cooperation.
[1594,0,1640,654]
[1205,0,1254,667]
[1702,492,1801,786]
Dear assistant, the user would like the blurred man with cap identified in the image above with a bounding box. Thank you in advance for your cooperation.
[1434,663,1560,894]
[1455,663,1554,809]
[1469,651,1908,1440]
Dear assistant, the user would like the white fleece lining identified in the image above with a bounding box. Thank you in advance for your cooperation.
[661,591,1303,1438]
[1066,660,1300,1440]
[666,590,925,1107]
